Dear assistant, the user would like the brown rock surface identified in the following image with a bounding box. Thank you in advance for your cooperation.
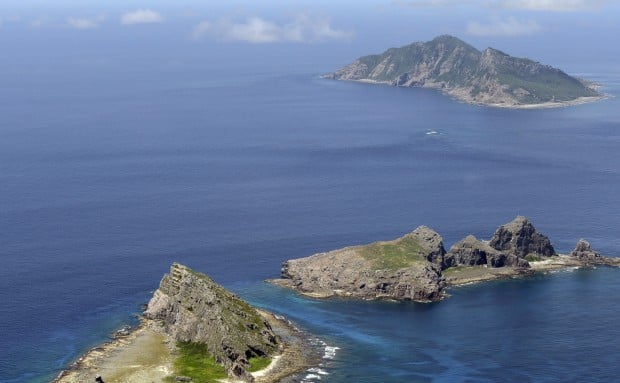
[273,226,446,302]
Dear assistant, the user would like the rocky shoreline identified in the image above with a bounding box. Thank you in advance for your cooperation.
[53,313,316,383]
[271,217,620,302]
[331,77,607,109]
[52,319,174,383]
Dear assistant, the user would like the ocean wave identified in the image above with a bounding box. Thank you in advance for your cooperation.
[302,373,323,381]
[298,338,339,381]
[323,346,340,360]
[307,367,329,375]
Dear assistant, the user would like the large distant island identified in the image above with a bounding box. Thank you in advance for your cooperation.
[323,35,603,108]
[271,216,620,302]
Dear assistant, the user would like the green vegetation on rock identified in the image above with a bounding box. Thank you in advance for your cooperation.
[248,356,272,372]
[146,263,279,381]
[359,236,426,270]
[165,342,228,383]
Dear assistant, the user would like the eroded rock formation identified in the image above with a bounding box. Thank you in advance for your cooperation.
[444,235,529,269]
[489,216,556,258]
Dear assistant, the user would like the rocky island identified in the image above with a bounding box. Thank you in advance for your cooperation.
[323,35,603,108]
[54,263,315,383]
[271,216,620,302]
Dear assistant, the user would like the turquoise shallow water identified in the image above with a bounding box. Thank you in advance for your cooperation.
[1,53,620,382]
[239,266,620,382]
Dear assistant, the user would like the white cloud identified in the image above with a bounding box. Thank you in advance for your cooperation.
[395,0,609,11]
[29,19,45,29]
[67,16,105,30]
[497,0,609,11]
[466,17,542,36]
[192,14,352,43]
[120,9,163,25]
[392,0,474,7]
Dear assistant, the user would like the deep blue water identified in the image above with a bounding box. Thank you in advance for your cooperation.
[1,52,620,382]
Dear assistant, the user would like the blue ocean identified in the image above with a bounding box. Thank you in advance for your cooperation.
[1,42,620,382]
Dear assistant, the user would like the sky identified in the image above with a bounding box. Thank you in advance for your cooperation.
[0,0,619,74]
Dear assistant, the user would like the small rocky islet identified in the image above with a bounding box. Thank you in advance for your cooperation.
[324,35,603,108]
[271,216,620,302]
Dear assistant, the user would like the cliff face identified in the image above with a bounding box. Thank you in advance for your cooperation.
[444,235,530,269]
[145,263,278,381]
[324,35,600,107]
[489,216,556,258]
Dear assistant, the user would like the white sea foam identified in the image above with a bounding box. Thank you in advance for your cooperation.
[323,345,340,360]
[307,367,329,375]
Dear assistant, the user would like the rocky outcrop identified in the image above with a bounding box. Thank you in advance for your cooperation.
[324,35,601,107]
[275,226,447,302]
[445,235,529,269]
[568,240,620,267]
[571,239,600,259]
[405,225,446,267]
[444,216,552,269]
[145,263,278,382]
[489,216,556,258]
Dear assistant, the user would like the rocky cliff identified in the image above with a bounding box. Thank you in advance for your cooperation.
[488,216,556,258]
[275,226,447,302]
[444,235,530,269]
[324,35,601,107]
[145,263,278,381]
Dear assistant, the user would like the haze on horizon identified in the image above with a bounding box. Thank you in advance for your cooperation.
[1,0,619,76]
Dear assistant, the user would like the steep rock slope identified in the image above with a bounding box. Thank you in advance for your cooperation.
[489,215,556,258]
[145,263,278,381]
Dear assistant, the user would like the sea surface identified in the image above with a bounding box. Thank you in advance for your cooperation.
[1,47,620,382]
